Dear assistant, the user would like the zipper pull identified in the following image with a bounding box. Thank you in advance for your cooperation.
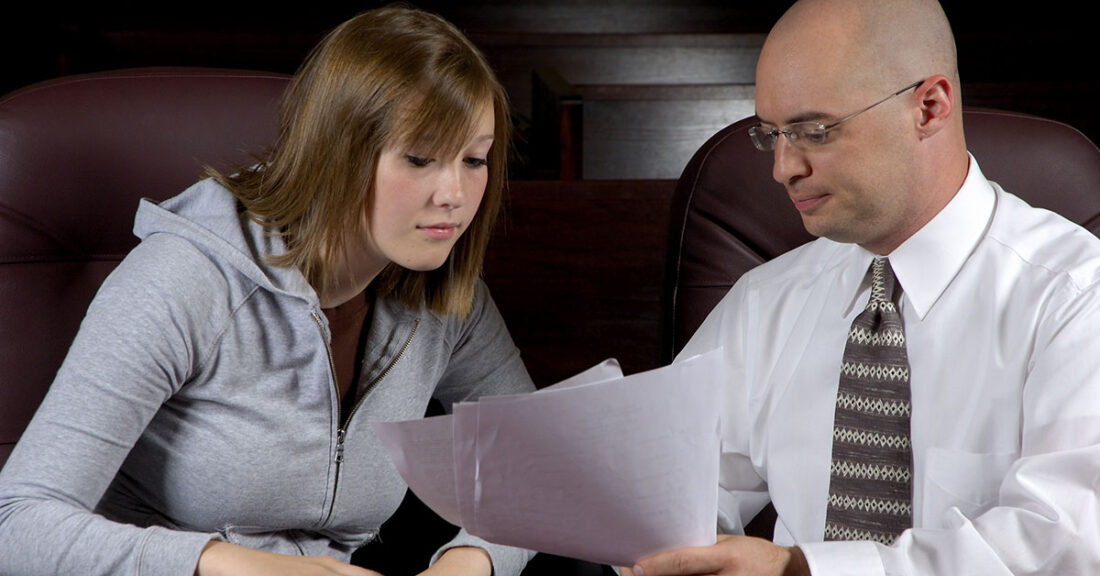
[335,428,346,463]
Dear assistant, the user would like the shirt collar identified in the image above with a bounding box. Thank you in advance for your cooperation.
[886,153,996,319]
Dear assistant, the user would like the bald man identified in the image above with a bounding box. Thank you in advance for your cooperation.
[625,1,1100,575]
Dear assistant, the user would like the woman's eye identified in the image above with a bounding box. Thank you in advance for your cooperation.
[464,157,488,168]
[405,154,433,167]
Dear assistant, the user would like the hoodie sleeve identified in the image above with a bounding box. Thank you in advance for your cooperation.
[0,235,223,576]
[432,279,536,406]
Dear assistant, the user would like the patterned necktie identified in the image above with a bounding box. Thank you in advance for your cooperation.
[824,257,913,545]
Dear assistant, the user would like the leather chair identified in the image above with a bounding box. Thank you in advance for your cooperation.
[0,67,290,468]
[661,108,1100,538]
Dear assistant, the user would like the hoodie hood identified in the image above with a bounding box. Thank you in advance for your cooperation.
[133,178,318,306]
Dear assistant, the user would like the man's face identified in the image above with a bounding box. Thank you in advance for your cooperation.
[754,45,925,255]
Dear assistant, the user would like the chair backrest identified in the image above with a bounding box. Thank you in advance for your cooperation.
[0,67,290,467]
[662,108,1100,362]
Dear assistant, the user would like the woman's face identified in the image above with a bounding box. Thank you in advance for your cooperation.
[351,102,495,279]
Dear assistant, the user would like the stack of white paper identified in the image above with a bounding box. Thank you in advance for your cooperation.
[372,348,722,567]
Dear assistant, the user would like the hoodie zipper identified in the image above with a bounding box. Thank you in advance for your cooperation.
[312,311,419,525]
[339,318,420,447]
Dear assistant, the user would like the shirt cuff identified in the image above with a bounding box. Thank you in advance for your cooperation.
[799,540,885,576]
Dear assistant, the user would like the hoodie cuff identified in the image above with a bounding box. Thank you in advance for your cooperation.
[137,525,221,576]
[431,529,535,576]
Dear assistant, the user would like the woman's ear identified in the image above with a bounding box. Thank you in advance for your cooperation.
[914,75,955,139]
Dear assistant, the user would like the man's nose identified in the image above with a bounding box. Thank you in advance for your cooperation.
[771,135,811,186]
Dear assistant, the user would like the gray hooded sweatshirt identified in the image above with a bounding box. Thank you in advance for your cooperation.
[0,179,536,575]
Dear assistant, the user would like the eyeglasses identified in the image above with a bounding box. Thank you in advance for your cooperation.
[748,80,924,151]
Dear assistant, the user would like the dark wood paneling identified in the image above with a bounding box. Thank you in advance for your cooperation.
[444,1,791,35]
[479,32,763,118]
[485,180,676,387]
[579,84,756,179]
[3,3,1095,166]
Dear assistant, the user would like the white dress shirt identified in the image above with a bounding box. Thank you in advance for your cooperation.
[678,155,1100,575]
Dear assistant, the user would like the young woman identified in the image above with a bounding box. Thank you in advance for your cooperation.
[0,7,534,576]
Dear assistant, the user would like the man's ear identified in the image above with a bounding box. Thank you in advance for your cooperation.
[914,75,955,139]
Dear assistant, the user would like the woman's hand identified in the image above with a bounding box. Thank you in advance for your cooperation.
[417,546,492,576]
[620,535,810,576]
[196,541,384,576]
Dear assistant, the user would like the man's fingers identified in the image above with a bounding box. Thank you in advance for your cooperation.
[634,546,724,576]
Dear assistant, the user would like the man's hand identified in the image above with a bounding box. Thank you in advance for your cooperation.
[621,535,810,576]
[195,541,383,576]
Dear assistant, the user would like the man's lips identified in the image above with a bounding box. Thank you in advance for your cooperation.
[791,193,828,213]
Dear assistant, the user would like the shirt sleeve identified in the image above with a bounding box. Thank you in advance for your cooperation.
[677,281,772,535]
[0,236,222,576]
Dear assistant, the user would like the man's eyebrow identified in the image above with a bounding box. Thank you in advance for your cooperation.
[756,110,833,126]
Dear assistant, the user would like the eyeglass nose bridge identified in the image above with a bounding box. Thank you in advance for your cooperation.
[749,125,797,152]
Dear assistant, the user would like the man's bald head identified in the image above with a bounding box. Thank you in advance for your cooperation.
[759,0,959,105]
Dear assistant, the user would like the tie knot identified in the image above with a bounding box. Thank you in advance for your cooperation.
[868,258,899,309]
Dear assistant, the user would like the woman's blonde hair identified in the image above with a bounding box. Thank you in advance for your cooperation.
[213,5,510,317]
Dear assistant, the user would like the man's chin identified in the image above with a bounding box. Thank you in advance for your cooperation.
[798,214,832,240]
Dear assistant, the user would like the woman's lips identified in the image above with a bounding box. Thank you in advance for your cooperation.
[418,223,459,240]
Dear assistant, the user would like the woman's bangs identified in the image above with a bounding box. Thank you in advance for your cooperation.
[397,81,491,159]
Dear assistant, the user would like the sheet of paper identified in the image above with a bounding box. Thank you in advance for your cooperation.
[372,348,722,567]
[466,349,721,566]
[535,357,623,392]
[453,401,481,534]
[372,357,627,535]
[372,413,463,527]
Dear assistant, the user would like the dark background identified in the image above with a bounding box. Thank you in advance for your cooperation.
[3,2,1097,153]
